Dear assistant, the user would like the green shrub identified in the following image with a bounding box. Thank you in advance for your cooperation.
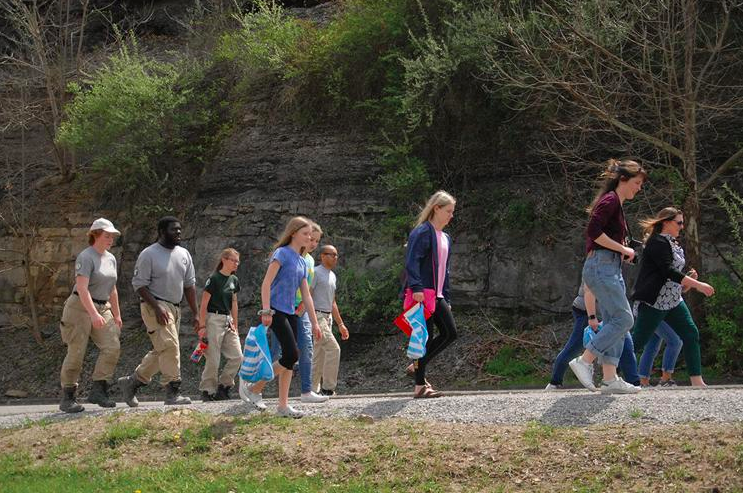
[58,35,235,203]
[57,38,185,197]
[215,0,307,75]
[335,250,405,328]
[704,185,743,373]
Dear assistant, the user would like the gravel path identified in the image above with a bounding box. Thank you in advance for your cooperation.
[2,386,743,429]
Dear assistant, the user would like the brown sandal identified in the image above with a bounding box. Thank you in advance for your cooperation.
[413,386,443,399]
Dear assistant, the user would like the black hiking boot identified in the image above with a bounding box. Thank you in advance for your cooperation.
[59,385,85,413]
[164,381,191,405]
[88,380,116,408]
[118,373,146,408]
[215,384,231,401]
[201,390,216,402]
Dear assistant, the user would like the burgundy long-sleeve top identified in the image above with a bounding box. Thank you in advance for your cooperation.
[585,191,627,254]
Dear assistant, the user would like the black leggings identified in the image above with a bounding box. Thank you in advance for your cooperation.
[414,298,457,385]
[270,309,299,371]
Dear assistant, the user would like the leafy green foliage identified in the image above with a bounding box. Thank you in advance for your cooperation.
[704,185,743,373]
[484,346,536,378]
[57,35,234,204]
[335,250,405,326]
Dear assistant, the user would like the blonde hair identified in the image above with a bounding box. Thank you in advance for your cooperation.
[87,229,103,246]
[639,207,682,242]
[216,248,240,273]
[310,221,323,236]
[587,159,648,213]
[274,216,313,252]
[415,190,456,227]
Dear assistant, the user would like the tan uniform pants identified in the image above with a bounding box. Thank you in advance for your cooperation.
[135,301,181,386]
[60,294,120,387]
[311,311,341,392]
[198,313,242,394]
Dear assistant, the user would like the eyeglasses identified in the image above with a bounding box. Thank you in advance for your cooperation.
[226,258,240,264]
[322,253,338,258]
[675,221,684,226]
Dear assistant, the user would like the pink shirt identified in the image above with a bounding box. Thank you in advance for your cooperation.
[435,229,448,298]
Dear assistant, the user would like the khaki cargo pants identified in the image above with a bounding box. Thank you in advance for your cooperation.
[135,301,181,386]
[60,294,120,387]
[311,311,341,392]
[198,313,242,394]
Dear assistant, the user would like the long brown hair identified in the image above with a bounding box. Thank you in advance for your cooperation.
[274,216,312,253]
[639,207,682,242]
[586,159,648,213]
[216,248,240,273]
[415,190,456,227]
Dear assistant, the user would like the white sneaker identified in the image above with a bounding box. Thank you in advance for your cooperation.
[544,383,563,391]
[300,391,329,403]
[600,377,641,395]
[276,405,304,418]
[239,380,267,410]
[569,357,597,391]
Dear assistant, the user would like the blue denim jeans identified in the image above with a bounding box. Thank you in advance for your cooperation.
[270,311,313,393]
[637,321,683,378]
[581,250,634,367]
[550,307,640,385]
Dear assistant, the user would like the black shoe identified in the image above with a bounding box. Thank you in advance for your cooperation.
[118,373,146,408]
[88,380,116,408]
[215,384,231,401]
[201,391,216,402]
[164,381,191,405]
[320,388,335,396]
[59,385,85,413]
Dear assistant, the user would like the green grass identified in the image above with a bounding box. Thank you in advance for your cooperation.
[99,421,147,449]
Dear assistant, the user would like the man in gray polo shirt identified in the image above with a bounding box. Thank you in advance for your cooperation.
[310,244,350,396]
[118,216,200,406]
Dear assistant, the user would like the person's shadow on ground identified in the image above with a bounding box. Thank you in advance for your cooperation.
[540,394,615,426]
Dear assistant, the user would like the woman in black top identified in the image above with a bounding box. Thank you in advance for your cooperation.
[631,207,714,387]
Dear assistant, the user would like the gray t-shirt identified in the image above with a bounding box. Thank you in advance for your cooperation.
[132,243,196,304]
[73,246,117,301]
[311,265,336,313]
[572,284,602,316]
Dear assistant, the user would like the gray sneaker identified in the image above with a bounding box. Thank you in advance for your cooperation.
[276,405,304,419]
[657,379,677,388]
[600,377,641,394]
[544,383,563,391]
[300,391,329,403]
[238,380,267,410]
[569,357,597,391]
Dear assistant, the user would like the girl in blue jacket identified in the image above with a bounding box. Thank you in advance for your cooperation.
[404,190,457,398]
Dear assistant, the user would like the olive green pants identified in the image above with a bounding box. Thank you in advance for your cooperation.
[632,300,702,377]
[59,294,120,387]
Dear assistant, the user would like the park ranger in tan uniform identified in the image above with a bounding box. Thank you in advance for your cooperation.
[59,218,123,413]
[118,216,200,406]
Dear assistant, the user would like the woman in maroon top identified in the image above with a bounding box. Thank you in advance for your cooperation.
[569,159,647,394]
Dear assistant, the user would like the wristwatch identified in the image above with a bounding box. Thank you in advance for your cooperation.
[257,308,275,316]
[588,314,597,320]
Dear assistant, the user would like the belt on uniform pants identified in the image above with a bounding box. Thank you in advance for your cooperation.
[207,309,231,316]
[72,292,108,305]
[140,295,179,306]
[315,310,331,315]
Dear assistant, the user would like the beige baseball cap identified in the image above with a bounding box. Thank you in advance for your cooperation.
[89,218,120,235]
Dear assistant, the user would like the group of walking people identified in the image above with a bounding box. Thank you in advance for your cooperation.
[58,216,349,417]
[551,159,715,393]
[57,159,716,415]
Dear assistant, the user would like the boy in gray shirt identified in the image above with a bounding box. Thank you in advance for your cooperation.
[310,245,350,396]
[119,216,200,406]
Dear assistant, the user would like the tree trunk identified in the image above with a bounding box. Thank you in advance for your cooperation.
[681,0,705,319]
